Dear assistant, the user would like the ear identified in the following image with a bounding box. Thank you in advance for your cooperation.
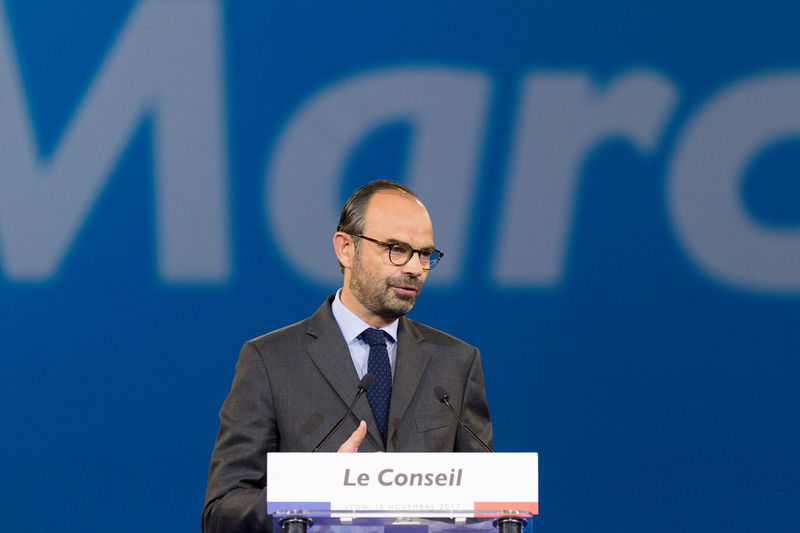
[333,232,355,270]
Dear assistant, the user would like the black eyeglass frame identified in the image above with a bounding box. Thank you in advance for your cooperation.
[351,234,444,270]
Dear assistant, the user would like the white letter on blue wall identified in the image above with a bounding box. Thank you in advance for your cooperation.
[266,67,491,286]
[0,0,228,283]
[494,71,677,286]
[668,72,800,293]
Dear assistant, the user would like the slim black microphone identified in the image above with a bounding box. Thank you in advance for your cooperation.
[434,385,492,452]
[312,374,374,452]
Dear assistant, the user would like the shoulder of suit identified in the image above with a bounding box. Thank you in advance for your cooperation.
[241,297,478,353]
[403,317,477,352]
[243,296,335,349]
[245,316,312,347]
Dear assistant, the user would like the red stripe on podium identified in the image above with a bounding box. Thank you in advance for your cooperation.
[473,501,538,516]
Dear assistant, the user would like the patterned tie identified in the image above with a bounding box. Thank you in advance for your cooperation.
[359,328,392,444]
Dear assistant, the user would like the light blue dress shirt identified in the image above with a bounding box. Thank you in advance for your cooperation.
[331,289,398,381]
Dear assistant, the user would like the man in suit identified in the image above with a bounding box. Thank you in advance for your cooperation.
[202,180,492,532]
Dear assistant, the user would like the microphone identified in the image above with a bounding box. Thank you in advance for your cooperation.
[312,374,374,452]
[434,385,492,452]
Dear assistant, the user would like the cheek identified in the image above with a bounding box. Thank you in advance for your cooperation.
[381,267,399,283]
[358,256,391,282]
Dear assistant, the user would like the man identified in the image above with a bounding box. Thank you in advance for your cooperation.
[202,180,492,532]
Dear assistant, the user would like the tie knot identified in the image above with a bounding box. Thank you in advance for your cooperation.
[360,328,388,347]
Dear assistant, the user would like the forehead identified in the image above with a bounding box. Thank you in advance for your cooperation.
[363,190,434,246]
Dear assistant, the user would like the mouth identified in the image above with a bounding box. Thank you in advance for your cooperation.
[392,285,418,297]
[391,284,419,298]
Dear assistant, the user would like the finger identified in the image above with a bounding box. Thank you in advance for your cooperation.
[337,420,367,453]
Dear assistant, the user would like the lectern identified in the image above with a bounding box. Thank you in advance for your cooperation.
[267,453,538,533]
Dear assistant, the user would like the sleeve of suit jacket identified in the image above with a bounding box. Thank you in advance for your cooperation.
[203,341,275,533]
[454,347,493,452]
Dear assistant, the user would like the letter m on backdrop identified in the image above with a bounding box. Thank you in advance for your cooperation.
[0,0,229,283]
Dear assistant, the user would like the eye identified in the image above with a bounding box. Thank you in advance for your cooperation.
[392,243,411,255]
[419,250,432,260]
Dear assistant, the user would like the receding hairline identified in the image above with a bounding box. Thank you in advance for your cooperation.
[360,189,433,241]
[336,180,422,234]
[366,188,427,210]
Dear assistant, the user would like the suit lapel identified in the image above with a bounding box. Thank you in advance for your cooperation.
[387,317,430,449]
[305,296,383,450]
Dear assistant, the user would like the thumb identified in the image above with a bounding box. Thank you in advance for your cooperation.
[337,420,367,453]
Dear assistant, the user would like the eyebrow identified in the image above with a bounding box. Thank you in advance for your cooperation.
[383,238,436,251]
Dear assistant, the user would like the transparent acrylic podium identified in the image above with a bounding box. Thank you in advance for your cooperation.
[267,452,538,533]
[273,508,535,533]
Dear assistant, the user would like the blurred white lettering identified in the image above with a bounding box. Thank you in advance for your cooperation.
[668,72,800,292]
[0,0,796,295]
[0,0,229,282]
[494,71,678,286]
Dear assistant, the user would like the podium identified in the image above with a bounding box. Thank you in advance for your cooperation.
[267,453,538,533]
[273,510,536,533]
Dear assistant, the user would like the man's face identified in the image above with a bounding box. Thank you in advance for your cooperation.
[346,190,435,324]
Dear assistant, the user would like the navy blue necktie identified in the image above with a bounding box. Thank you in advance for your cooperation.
[359,328,392,444]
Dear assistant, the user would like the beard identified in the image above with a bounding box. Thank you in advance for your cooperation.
[349,251,424,321]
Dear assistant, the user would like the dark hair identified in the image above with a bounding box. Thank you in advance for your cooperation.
[336,180,419,273]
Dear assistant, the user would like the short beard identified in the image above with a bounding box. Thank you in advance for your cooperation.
[349,251,423,321]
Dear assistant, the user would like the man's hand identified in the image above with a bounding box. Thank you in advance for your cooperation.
[337,420,367,452]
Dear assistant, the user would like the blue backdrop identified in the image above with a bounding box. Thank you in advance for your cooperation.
[1,1,798,531]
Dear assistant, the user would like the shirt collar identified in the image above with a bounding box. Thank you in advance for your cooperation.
[332,289,398,344]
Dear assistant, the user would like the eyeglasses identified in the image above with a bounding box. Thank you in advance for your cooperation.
[352,234,444,270]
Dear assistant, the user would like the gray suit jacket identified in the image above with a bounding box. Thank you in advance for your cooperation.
[202,295,492,532]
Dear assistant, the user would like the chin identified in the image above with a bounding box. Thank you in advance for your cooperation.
[388,302,415,316]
